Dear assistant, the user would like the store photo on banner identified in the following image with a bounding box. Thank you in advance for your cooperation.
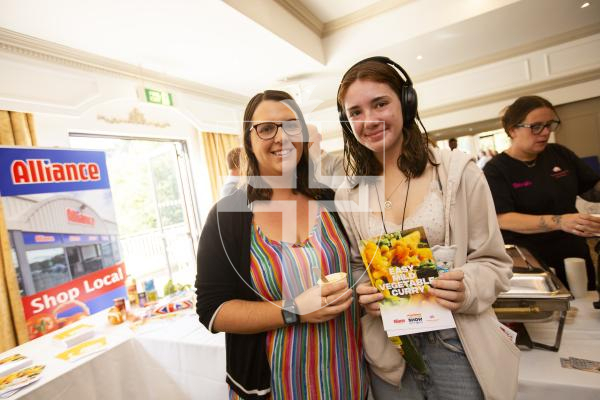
[0,146,127,340]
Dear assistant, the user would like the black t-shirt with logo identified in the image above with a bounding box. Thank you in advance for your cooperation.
[484,143,599,290]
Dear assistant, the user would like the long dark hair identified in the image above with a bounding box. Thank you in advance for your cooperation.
[242,90,332,202]
[337,60,435,181]
[501,95,558,137]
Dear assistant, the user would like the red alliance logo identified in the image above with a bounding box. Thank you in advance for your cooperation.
[34,234,56,243]
[10,159,101,184]
[67,208,95,226]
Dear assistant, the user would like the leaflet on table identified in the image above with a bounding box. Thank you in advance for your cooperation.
[0,354,33,378]
[0,365,45,397]
[560,356,600,374]
[52,324,95,348]
[55,336,108,363]
[359,227,455,336]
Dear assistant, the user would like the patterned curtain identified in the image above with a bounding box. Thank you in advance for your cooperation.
[201,132,240,202]
[0,110,36,352]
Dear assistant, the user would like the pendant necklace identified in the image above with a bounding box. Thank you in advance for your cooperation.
[375,176,411,233]
[382,177,410,209]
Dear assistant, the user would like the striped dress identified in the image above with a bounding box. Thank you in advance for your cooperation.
[229,209,367,400]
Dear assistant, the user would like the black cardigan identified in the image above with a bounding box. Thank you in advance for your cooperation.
[195,189,344,399]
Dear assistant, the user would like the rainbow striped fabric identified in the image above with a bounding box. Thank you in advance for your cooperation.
[229,209,367,400]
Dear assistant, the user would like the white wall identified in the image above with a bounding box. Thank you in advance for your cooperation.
[315,33,600,151]
[0,50,245,224]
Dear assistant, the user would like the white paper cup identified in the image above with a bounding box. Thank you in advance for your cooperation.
[563,257,588,298]
[317,272,347,286]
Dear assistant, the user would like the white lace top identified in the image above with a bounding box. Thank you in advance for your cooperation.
[368,176,445,247]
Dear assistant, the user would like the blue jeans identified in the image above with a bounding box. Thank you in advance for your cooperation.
[369,329,483,400]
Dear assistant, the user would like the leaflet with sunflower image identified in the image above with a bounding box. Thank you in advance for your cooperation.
[359,227,455,336]
[0,364,45,396]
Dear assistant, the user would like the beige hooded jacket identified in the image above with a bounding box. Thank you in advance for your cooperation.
[335,147,520,400]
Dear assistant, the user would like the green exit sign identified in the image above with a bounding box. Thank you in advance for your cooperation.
[144,88,173,106]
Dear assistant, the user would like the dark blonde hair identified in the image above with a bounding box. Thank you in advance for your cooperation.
[226,147,241,170]
[242,90,332,202]
[337,60,435,180]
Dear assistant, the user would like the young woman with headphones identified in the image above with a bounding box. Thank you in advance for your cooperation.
[334,57,520,399]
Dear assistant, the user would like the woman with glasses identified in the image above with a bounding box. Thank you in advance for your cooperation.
[195,90,367,399]
[484,95,600,290]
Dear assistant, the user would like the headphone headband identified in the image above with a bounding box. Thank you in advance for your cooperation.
[342,56,413,86]
[337,56,418,130]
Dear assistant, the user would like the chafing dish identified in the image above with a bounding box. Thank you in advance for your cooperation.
[493,245,572,351]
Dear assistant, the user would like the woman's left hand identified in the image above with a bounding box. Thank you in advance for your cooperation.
[429,270,466,311]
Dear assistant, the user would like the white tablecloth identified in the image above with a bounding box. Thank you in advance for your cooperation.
[4,311,227,400]
[3,292,599,399]
[518,291,600,400]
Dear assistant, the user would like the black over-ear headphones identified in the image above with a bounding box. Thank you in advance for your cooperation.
[336,56,418,137]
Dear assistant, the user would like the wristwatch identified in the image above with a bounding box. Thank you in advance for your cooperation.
[281,299,300,326]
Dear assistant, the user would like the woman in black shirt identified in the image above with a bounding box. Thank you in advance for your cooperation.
[484,95,600,290]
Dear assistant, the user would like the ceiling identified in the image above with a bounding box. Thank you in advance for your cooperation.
[0,0,599,125]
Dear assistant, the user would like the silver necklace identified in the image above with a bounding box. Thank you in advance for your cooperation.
[375,177,411,232]
[383,177,409,209]
[507,149,537,168]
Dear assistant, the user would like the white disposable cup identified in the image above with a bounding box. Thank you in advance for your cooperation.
[317,272,347,286]
[563,257,588,298]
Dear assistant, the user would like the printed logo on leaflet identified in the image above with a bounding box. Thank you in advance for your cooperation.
[407,313,423,324]
[393,319,406,324]
[11,159,101,185]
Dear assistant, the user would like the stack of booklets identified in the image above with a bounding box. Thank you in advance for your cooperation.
[0,354,45,397]
[359,227,456,336]
[52,324,95,348]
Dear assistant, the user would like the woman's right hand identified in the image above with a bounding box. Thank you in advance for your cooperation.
[559,213,600,237]
[295,280,353,324]
[356,281,384,317]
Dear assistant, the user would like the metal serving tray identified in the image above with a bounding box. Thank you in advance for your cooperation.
[501,273,558,297]
[493,245,573,351]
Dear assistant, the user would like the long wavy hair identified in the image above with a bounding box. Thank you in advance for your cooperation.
[337,60,436,182]
[242,90,332,202]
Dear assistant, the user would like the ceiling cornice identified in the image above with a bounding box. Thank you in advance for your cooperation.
[0,27,247,105]
[420,66,600,118]
[273,0,324,37]
[323,0,416,37]
[312,24,600,113]
[275,0,416,38]
[316,66,600,120]
[414,23,600,82]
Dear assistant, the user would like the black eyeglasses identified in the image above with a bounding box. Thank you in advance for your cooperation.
[516,120,561,135]
[250,120,302,140]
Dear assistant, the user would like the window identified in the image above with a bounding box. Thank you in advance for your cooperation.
[26,247,70,293]
[9,234,24,296]
[70,134,200,295]
[81,244,103,274]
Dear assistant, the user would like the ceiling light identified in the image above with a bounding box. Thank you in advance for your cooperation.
[416,55,423,60]
[581,2,590,8]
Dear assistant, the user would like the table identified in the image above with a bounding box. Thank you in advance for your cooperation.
[518,291,600,400]
[4,311,227,400]
[3,293,599,399]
